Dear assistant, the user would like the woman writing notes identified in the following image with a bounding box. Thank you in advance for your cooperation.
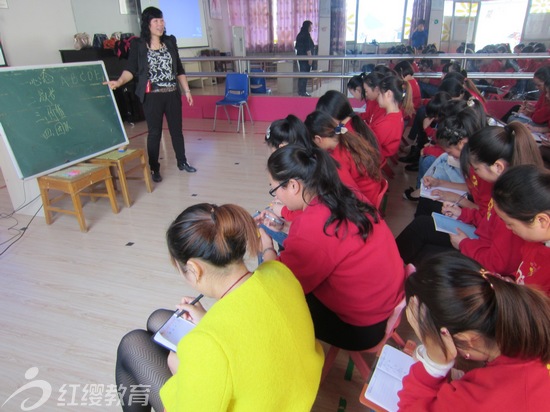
[399,251,550,410]
[105,7,196,183]
[259,145,404,351]
[116,203,323,411]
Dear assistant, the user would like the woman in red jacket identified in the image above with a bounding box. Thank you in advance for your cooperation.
[305,110,383,206]
[370,75,408,158]
[493,165,550,297]
[397,122,544,275]
[398,251,550,411]
[259,145,404,351]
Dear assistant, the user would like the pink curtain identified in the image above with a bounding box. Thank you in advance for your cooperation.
[228,0,273,53]
[276,0,319,53]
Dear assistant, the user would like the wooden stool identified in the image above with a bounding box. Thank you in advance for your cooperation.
[88,148,153,207]
[37,164,119,232]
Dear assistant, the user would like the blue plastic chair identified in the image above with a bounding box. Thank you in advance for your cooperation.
[212,73,254,133]
[249,68,271,94]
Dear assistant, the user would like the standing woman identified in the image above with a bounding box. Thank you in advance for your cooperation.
[295,20,315,97]
[370,75,408,158]
[399,251,550,411]
[116,203,323,411]
[105,7,196,183]
[260,145,404,351]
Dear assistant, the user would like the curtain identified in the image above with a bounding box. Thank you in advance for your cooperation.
[228,0,273,53]
[411,0,432,38]
[330,0,346,55]
[276,0,319,53]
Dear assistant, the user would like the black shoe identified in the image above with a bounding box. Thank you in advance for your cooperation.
[398,146,420,163]
[405,163,419,172]
[299,92,311,97]
[151,171,162,182]
[178,161,197,173]
[403,186,420,201]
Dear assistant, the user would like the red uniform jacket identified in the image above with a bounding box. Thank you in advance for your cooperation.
[516,241,550,297]
[370,112,404,159]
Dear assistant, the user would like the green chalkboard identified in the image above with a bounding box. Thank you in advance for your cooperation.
[0,62,128,179]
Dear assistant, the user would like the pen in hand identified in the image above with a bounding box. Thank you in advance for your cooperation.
[452,192,468,207]
[175,294,204,318]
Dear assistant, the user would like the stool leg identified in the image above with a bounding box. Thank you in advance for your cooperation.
[71,193,87,232]
[141,155,153,193]
[116,162,131,208]
[105,177,119,214]
[38,185,53,225]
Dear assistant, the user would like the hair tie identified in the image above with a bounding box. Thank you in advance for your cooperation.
[480,268,505,290]
[334,123,348,135]
[467,97,475,107]
[265,125,271,140]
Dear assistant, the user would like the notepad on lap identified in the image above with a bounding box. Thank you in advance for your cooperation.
[363,345,416,412]
[153,313,196,352]
[432,212,479,239]
[420,184,468,201]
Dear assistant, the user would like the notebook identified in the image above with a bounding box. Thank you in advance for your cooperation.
[420,183,468,201]
[362,345,416,412]
[153,313,196,352]
[431,212,479,239]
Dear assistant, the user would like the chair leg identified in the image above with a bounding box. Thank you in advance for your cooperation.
[223,106,231,124]
[244,102,253,125]
[213,106,218,131]
[236,105,242,133]
[320,346,340,382]
[349,352,372,381]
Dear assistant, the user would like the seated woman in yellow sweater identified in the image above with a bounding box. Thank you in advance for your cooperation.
[115,203,324,412]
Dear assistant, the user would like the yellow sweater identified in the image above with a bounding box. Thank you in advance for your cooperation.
[160,261,324,411]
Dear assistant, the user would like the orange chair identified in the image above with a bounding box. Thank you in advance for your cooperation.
[320,297,407,382]
[375,178,389,215]
[321,264,415,383]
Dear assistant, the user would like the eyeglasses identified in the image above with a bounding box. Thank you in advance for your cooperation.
[269,179,289,197]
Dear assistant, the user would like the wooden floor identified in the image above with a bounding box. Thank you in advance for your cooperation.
[0,118,420,411]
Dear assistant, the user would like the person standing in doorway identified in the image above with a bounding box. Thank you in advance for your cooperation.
[295,20,315,97]
[411,19,428,52]
[105,7,197,183]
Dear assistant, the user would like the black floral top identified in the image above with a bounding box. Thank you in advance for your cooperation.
[147,44,176,89]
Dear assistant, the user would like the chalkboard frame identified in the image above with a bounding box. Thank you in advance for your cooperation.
[0,61,129,180]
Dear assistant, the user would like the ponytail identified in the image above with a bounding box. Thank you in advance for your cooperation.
[402,80,415,116]
[304,110,381,181]
[267,145,378,241]
[406,251,550,363]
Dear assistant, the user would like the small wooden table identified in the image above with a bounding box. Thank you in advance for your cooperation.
[88,148,153,207]
[37,164,119,232]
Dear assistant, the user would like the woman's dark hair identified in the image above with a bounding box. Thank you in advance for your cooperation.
[140,7,166,44]
[406,251,550,362]
[394,60,415,78]
[442,62,462,74]
[493,165,550,222]
[267,145,378,240]
[166,203,261,268]
[363,71,386,95]
[265,115,312,151]
[304,110,381,181]
[534,66,550,83]
[460,122,544,177]
[425,91,452,118]
[379,74,414,116]
[439,77,469,99]
[299,20,313,33]
[436,106,485,148]
[444,70,485,104]
[373,64,396,76]
[347,73,367,101]
[315,90,379,149]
